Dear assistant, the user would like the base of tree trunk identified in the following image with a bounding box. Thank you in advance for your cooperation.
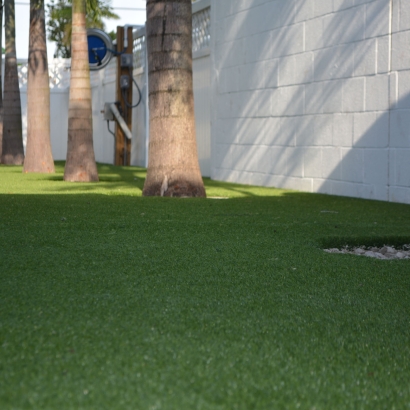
[1,153,24,165]
[143,175,206,197]
[63,162,99,182]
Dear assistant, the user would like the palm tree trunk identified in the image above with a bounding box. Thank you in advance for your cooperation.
[2,0,24,165]
[0,1,4,162]
[142,0,206,197]
[23,0,55,173]
[63,0,98,182]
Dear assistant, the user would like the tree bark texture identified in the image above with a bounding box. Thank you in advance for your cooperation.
[2,0,24,165]
[142,0,206,197]
[23,0,55,173]
[63,0,98,182]
[0,1,4,162]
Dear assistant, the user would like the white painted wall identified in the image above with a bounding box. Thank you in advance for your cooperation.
[211,0,410,204]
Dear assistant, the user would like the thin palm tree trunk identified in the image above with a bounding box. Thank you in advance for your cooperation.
[2,0,24,165]
[23,0,55,173]
[63,0,98,182]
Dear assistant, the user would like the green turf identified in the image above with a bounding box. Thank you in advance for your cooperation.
[1,162,409,409]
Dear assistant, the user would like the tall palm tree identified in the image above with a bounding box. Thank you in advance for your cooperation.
[142,0,206,197]
[2,0,24,165]
[63,0,98,181]
[23,0,55,173]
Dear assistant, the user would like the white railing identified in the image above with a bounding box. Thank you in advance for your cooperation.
[17,58,71,89]
[132,0,211,70]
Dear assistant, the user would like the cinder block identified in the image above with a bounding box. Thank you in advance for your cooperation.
[392,30,410,71]
[216,118,238,144]
[275,1,297,28]
[295,0,314,22]
[377,36,390,74]
[397,0,410,31]
[354,112,389,148]
[365,75,389,111]
[333,113,354,147]
[270,146,288,175]
[216,94,232,119]
[323,7,365,48]
[214,2,232,21]
[333,0,355,11]
[354,39,377,76]
[313,0,333,17]
[341,148,364,183]
[303,147,322,178]
[214,143,233,169]
[271,85,304,117]
[305,17,324,51]
[269,24,304,59]
[279,52,314,86]
[286,147,304,177]
[314,114,333,146]
[231,144,250,171]
[236,118,255,144]
[296,115,315,146]
[305,82,323,115]
[343,77,365,112]
[232,90,250,118]
[249,62,267,90]
[255,89,271,117]
[256,2,287,34]
[312,178,333,194]
[236,118,267,144]
[391,0,400,32]
[394,148,410,187]
[243,33,269,64]
[264,59,279,88]
[364,149,388,185]
[397,70,410,109]
[322,147,342,179]
[263,117,281,145]
[221,39,245,68]
[314,44,355,81]
[390,72,398,109]
[390,109,410,148]
[280,116,301,146]
[332,180,363,199]
[245,145,272,173]
[222,14,239,42]
[322,80,343,114]
[365,0,390,38]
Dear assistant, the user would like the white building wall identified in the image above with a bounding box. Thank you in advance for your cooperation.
[211,0,410,204]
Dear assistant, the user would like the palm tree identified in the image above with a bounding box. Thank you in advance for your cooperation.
[142,0,206,197]
[63,0,98,181]
[23,0,55,173]
[2,0,24,165]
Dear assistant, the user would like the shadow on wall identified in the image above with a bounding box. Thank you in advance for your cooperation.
[212,0,410,203]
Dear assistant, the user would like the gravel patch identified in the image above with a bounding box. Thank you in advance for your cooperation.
[324,245,410,260]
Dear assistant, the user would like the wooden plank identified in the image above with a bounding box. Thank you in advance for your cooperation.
[115,26,133,166]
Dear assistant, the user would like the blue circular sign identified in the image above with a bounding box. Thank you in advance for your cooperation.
[87,29,113,70]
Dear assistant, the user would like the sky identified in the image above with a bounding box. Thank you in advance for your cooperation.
[8,0,147,59]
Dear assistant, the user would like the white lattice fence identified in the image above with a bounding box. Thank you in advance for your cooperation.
[18,58,71,89]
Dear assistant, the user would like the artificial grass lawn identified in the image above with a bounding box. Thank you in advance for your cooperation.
[1,162,409,409]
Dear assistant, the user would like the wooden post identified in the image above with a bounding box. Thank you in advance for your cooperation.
[115,26,133,166]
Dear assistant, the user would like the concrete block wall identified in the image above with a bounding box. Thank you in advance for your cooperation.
[211,0,410,204]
